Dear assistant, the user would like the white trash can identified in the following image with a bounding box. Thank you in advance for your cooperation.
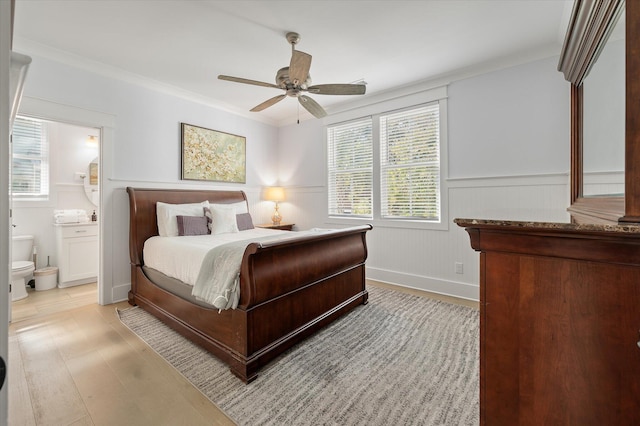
[34,267,58,291]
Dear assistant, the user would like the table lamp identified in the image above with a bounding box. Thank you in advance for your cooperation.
[264,186,285,225]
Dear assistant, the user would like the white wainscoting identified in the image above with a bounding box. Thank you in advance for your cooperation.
[285,173,570,301]
[583,170,624,196]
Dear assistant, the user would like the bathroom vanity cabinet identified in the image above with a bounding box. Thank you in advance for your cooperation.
[55,223,98,287]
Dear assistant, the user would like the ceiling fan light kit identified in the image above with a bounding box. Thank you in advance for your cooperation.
[218,31,366,119]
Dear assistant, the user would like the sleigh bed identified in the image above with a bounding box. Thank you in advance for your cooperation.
[126,187,372,383]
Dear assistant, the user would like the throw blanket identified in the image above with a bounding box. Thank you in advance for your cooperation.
[191,229,335,310]
[191,238,253,310]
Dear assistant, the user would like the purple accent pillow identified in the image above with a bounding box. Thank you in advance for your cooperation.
[236,213,254,231]
[176,215,209,236]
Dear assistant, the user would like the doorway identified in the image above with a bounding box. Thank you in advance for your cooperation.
[10,116,100,322]
[12,96,116,310]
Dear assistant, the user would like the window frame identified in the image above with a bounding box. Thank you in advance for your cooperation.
[325,86,449,231]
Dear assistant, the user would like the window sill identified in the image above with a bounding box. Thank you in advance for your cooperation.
[326,216,449,231]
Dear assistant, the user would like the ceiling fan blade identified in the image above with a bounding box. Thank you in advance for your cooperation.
[299,95,327,118]
[307,84,366,95]
[289,50,312,85]
[250,94,286,112]
[218,75,280,89]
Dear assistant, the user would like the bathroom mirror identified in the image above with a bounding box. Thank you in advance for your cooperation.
[84,157,99,206]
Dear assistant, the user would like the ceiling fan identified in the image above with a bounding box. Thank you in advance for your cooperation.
[218,32,366,119]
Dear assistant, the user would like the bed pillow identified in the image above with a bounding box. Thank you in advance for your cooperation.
[157,201,209,237]
[204,201,251,230]
[205,205,239,235]
[176,215,209,236]
[211,201,249,215]
[236,212,254,230]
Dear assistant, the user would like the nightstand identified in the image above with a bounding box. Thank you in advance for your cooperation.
[256,223,295,231]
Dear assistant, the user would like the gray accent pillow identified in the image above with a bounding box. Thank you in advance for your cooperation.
[236,212,254,231]
[176,215,209,236]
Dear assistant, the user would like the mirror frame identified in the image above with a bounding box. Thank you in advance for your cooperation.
[558,0,639,223]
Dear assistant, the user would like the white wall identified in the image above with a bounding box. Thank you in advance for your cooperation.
[448,56,569,178]
[278,56,571,300]
[17,54,280,303]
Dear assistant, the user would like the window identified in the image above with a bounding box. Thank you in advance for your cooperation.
[327,117,373,218]
[12,116,49,200]
[327,100,444,226]
[380,104,440,220]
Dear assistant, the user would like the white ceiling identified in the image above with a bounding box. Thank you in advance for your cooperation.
[13,0,574,126]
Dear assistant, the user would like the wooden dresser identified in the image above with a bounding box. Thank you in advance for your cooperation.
[456,219,640,425]
[455,1,640,423]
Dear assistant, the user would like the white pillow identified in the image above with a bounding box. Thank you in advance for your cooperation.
[157,201,209,237]
[211,201,248,214]
[210,205,239,235]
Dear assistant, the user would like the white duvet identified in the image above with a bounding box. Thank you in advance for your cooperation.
[143,228,289,287]
[143,228,334,309]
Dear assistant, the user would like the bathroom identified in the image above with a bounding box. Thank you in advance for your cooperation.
[11,115,100,320]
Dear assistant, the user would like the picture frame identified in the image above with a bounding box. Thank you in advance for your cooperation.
[181,123,246,183]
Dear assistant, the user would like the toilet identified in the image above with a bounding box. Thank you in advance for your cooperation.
[11,235,35,301]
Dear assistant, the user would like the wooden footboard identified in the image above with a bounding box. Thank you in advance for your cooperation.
[127,187,372,382]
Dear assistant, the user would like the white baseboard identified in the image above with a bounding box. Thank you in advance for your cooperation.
[366,267,479,301]
[111,282,131,304]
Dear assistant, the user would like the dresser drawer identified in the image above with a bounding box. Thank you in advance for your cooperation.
[58,224,98,238]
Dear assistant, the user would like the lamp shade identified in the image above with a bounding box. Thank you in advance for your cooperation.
[264,186,285,202]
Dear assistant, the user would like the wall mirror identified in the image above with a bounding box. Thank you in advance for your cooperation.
[582,10,624,197]
[558,0,637,223]
[84,157,99,206]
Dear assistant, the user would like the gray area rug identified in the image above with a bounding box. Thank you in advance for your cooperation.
[118,286,479,425]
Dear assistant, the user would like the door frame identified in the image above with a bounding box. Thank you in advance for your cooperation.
[1,0,15,420]
[17,96,115,306]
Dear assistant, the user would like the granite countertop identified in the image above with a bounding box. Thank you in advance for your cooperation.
[453,218,640,234]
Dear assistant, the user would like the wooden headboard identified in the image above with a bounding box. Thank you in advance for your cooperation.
[126,187,248,266]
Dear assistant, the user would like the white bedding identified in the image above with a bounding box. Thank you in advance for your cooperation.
[143,228,337,309]
[143,228,289,286]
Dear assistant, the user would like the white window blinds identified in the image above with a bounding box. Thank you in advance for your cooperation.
[12,116,49,199]
[327,118,373,218]
[380,103,440,220]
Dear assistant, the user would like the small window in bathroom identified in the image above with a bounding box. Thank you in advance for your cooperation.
[12,115,49,200]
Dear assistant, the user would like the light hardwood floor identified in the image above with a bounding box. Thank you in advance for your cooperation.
[8,281,477,425]
[11,282,99,323]
[9,285,234,426]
